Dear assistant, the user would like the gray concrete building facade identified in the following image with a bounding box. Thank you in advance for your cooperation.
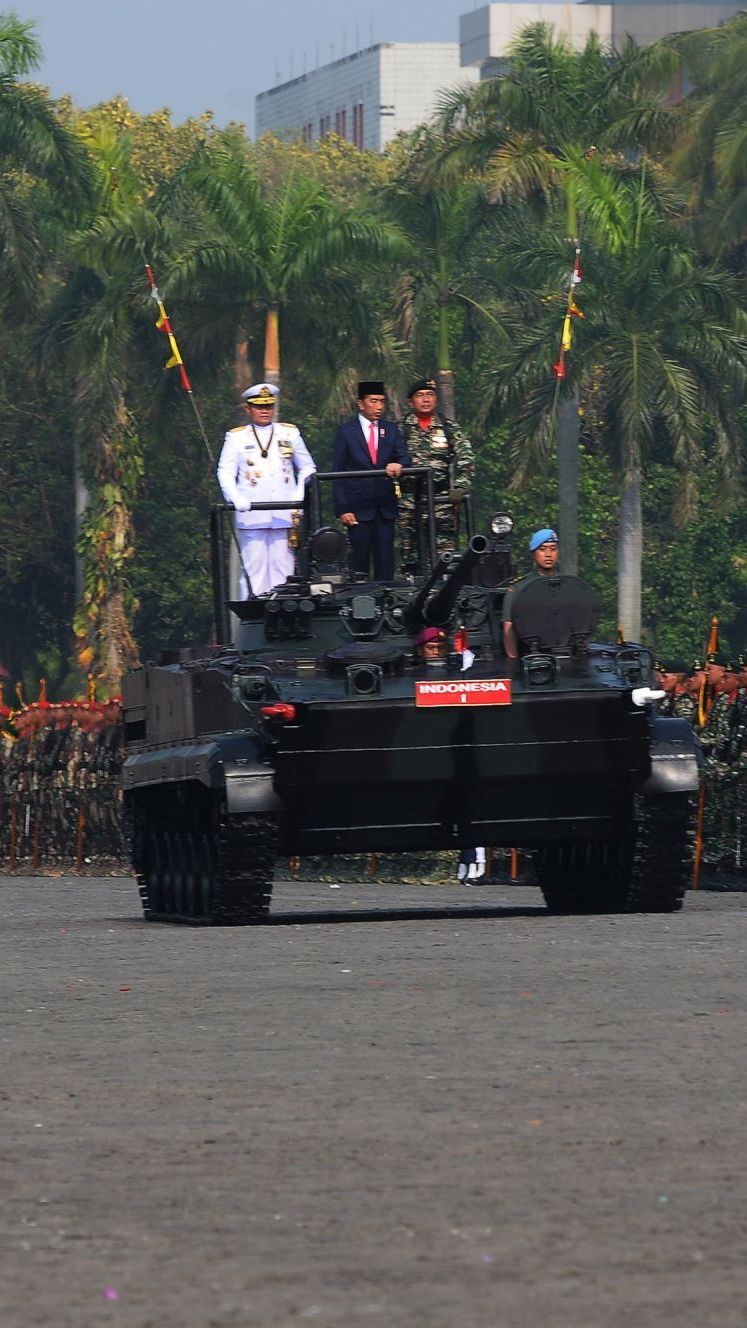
[255,43,477,152]
[460,2,744,73]
[256,3,741,152]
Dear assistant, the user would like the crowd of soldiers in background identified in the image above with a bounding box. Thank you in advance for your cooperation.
[0,683,125,871]
[656,653,747,876]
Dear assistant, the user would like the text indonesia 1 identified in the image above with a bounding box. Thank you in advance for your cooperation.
[415,680,512,708]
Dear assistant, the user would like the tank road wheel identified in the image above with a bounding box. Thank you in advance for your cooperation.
[534,839,632,914]
[160,832,176,916]
[183,833,199,916]
[208,810,279,925]
[625,793,694,913]
[170,833,187,916]
[136,828,167,924]
[142,828,163,918]
[196,833,214,919]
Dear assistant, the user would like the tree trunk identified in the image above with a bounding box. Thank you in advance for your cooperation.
[437,369,455,420]
[557,388,579,575]
[73,434,89,604]
[233,327,253,399]
[617,468,643,642]
[436,259,455,418]
[74,392,141,697]
[264,305,280,390]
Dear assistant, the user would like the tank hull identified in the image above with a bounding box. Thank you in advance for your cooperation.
[124,679,697,857]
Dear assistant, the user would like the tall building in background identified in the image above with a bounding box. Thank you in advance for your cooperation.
[257,4,741,151]
[255,44,478,151]
[460,2,744,77]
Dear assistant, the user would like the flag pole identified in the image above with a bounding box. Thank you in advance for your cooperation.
[138,247,253,607]
[693,614,719,889]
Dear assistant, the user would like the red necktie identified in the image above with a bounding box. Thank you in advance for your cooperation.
[367,421,378,464]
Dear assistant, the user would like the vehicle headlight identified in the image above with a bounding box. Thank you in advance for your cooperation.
[490,512,513,537]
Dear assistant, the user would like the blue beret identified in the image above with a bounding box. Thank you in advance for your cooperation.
[529,528,559,552]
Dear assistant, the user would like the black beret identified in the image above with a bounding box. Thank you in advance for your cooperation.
[707,651,730,667]
[659,659,688,675]
[408,378,437,397]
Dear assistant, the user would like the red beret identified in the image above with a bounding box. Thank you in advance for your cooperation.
[415,627,447,647]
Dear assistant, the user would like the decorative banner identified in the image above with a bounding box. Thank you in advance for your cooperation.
[553,248,584,380]
[142,262,192,392]
[415,679,512,707]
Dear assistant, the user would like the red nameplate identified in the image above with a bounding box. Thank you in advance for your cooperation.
[415,679,512,707]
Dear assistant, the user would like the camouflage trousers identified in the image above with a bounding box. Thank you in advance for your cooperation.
[399,497,462,566]
[702,767,747,869]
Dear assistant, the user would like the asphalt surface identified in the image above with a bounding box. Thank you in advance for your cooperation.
[2,875,746,1328]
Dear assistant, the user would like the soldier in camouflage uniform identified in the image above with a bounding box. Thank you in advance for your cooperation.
[718,655,747,873]
[679,659,705,726]
[700,655,741,869]
[655,659,688,717]
[398,378,475,567]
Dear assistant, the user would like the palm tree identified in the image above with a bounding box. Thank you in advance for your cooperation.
[39,124,155,695]
[477,206,747,639]
[382,128,490,417]
[0,14,92,305]
[161,129,411,397]
[432,23,683,574]
[662,12,747,261]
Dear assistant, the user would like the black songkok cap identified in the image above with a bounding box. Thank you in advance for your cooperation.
[358,380,385,398]
[408,377,437,397]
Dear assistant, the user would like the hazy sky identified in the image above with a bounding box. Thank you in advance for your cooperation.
[12,0,482,131]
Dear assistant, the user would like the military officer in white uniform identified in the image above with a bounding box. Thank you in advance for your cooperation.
[217,382,316,597]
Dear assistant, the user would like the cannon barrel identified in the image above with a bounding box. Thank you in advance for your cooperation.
[408,535,489,627]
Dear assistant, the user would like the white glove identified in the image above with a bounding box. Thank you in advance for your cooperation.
[631,687,665,707]
[233,502,252,513]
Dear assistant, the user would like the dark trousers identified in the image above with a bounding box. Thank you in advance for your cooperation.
[347,515,396,581]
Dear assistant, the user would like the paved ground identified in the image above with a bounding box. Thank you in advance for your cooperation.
[2,875,746,1328]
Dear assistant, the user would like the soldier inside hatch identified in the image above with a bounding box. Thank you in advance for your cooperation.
[414,626,449,663]
[501,528,560,659]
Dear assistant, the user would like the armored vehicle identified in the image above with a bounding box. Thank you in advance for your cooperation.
[122,469,698,922]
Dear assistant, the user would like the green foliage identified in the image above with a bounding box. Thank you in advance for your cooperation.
[643,461,747,660]
[0,312,76,686]
[1,12,747,686]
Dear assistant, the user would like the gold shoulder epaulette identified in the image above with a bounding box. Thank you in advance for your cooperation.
[227,425,245,434]
[279,421,297,430]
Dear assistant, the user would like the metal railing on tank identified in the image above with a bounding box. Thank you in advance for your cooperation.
[210,466,475,644]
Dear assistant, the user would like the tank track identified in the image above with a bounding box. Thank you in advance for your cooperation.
[624,792,693,913]
[134,802,278,925]
[533,839,631,914]
[534,792,694,914]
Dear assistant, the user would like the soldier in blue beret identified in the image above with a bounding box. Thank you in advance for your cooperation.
[501,529,560,659]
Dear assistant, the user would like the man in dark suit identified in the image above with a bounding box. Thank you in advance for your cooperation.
[332,380,411,581]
